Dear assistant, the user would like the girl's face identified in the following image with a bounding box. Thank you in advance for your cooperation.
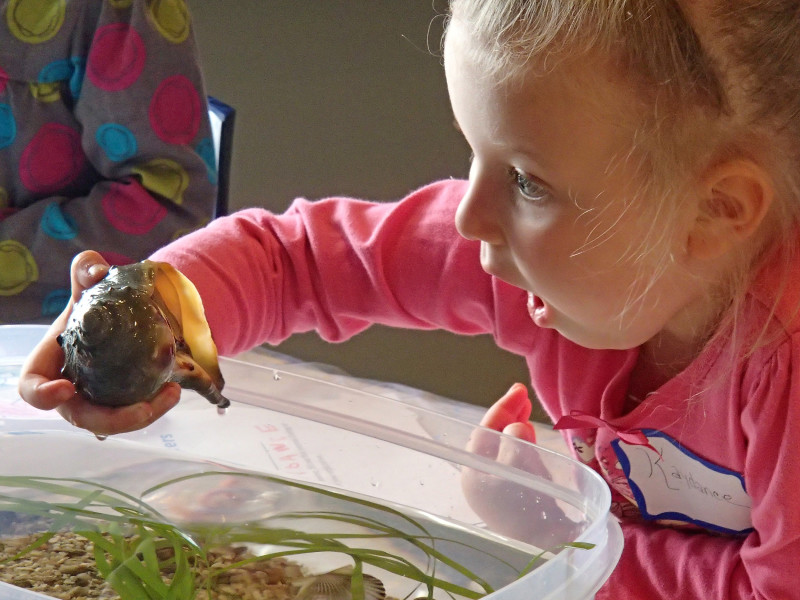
[445,19,707,351]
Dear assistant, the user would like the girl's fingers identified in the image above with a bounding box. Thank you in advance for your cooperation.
[496,421,540,469]
[18,376,76,411]
[56,383,181,436]
[70,250,109,298]
[479,382,533,430]
[467,383,535,458]
[18,251,110,409]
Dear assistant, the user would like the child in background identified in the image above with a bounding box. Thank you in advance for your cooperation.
[0,0,217,323]
[19,1,800,598]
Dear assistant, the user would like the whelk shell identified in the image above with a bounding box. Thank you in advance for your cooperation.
[57,260,229,409]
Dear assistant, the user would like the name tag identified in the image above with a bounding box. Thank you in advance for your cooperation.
[612,430,753,534]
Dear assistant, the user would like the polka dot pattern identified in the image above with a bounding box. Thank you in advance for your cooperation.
[196,136,217,184]
[146,0,190,43]
[38,58,72,83]
[68,56,86,98]
[101,179,167,234]
[41,288,70,316]
[131,158,189,204]
[0,104,16,149]
[96,123,137,161]
[0,66,9,95]
[20,123,86,194]
[28,80,61,102]
[87,23,146,91]
[1,0,215,320]
[6,0,66,44]
[0,240,38,296]
[40,202,77,239]
[98,250,134,266]
[149,74,201,144]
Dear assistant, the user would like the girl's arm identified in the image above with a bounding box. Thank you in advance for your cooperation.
[151,179,528,356]
[21,179,525,433]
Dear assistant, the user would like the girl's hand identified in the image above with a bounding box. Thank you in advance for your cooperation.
[17,251,180,436]
[462,383,582,548]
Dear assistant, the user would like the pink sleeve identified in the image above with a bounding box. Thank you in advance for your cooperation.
[151,180,527,356]
[597,338,800,600]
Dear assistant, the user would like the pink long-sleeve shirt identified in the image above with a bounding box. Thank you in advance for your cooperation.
[152,179,800,599]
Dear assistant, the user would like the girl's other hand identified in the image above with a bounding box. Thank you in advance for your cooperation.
[17,251,180,436]
[462,383,581,547]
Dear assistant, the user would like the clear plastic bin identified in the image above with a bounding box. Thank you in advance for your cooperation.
[0,325,622,599]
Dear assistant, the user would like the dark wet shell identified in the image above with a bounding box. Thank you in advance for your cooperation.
[58,260,230,410]
[58,264,177,407]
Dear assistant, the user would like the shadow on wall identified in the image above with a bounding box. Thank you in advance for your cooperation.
[191,1,544,420]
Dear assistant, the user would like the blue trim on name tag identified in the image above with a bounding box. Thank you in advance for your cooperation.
[612,429,753,535]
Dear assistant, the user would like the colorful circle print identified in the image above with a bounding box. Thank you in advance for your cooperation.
[6,0,66,44]
[40,202,78,240]
[0,104,16,149]
[149,75,201,144]
[68,56,86,99]
[28,80,61,102]
[35,56,86,100]
[101,180,167,235]
[42,288,70,316]
[132,158,188,204]
[96,123,137,162]
[146,0,191,43]
[196,137,217,184]
[38,57,72,83]
[0,240,38,296]
[20,123,86,194]
[98,250,133,266]
[87,23,146,92]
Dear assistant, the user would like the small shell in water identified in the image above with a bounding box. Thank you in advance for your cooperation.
[294,567,386,600]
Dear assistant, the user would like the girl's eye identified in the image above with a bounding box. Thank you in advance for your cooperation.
[510,168,547,202]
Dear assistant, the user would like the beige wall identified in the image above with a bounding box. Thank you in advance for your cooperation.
[191,2,544,419]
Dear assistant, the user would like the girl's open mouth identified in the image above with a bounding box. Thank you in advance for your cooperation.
[527,292,549,327]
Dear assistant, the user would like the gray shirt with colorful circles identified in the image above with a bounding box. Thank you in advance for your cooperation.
[0,0,217,323]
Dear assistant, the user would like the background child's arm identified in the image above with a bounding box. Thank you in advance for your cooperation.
[0,0,216,322]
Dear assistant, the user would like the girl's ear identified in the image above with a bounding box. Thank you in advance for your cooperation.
[686,160,774,261]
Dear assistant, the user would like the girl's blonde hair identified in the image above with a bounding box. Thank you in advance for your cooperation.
[446,0,800,361]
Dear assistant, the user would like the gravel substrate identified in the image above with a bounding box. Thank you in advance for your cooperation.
[0,531,307,600]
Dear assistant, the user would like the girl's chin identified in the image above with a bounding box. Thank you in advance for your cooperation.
[526,292,640,350]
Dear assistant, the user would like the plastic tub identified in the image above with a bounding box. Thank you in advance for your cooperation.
[0,324,47,361]
[0,325,622,599]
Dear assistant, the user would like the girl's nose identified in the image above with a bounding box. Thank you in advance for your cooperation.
[455,165,504,245]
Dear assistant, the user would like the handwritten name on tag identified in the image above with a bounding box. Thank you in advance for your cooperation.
[612,430,752,534]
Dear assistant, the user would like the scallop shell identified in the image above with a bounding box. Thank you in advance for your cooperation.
[294,567,386,600]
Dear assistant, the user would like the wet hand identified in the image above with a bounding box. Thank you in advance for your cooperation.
[17,251,180,436]
[462,383,581,548]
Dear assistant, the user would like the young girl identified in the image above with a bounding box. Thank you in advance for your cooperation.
[19,1,800,598]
